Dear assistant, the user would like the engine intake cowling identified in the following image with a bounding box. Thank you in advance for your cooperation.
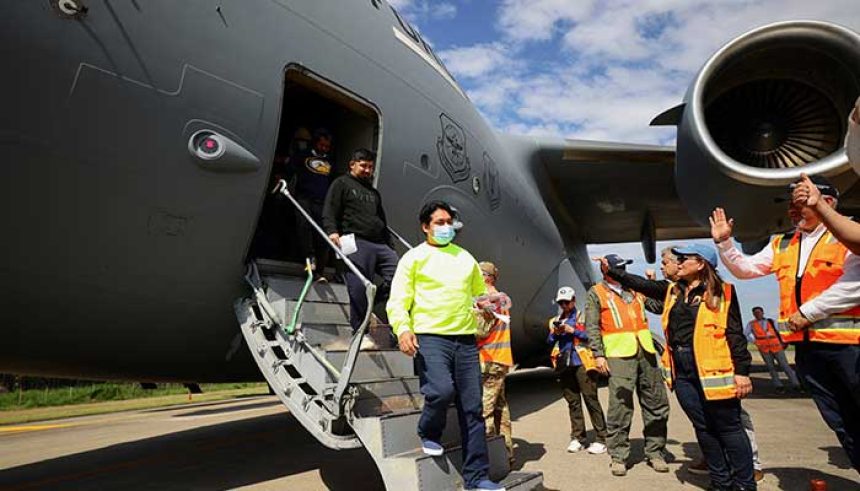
[675,21,860,240]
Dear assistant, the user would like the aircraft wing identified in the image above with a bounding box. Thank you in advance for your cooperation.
[506,136,708,261]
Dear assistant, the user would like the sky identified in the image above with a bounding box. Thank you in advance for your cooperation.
[390,0,860,327]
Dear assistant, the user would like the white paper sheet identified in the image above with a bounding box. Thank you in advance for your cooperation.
[339,233,358,256]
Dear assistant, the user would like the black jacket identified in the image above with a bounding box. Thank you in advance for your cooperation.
[322,174,390,244]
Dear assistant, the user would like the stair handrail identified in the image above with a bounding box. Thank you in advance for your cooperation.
[272,179,378,416]
[386,226,413,250]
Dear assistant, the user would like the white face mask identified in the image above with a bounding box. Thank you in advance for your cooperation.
[431,224,455,245]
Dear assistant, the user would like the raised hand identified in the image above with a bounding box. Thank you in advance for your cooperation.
[709,207,734,244]
[792,173,821,208]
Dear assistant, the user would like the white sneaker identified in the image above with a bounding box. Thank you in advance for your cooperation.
[359,336,377,351]
[586,442,607,454]
[566,439,583,453]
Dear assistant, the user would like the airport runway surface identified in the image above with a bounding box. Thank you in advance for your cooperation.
[1,366,858,490]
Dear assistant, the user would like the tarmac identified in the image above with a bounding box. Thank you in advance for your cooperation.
[0,360,857,491]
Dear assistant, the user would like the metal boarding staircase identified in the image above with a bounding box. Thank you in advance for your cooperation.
[234,180,543,490]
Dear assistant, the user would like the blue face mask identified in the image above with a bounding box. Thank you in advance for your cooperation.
[432,224,455,245]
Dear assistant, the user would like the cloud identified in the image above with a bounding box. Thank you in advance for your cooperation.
[390,0,458,21]
[497,0,596,42]
[441,0,860,143]
[439,43,513,79]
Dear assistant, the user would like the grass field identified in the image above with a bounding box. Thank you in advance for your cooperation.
[0,383,270,425]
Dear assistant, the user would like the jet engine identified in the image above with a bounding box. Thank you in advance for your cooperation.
[673,21,860,241]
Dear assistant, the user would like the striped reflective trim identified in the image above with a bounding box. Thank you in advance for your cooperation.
[699,374,735,389]
[605,297,625,329]
[779,317,860,333]
[480,341,511,350]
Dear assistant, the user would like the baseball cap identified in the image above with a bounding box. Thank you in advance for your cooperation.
[604,254,633,269]
[672,243,718,268]
[555,286,575,303]
[479,261,498,278]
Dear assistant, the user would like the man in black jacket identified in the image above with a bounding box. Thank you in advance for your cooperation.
[323,148,399,334]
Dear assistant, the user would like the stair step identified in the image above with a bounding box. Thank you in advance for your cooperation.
[265,275,351,304]
[326,349,415,382]
[354,376,420,400]
[301,322,354,347]
[353,393,424,417]
[255,258,339,282]
[410,435,510,490]
[273,300,351,326]
[376,406,461,458]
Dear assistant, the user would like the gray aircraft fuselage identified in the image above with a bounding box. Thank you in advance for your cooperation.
[2,1,585,382]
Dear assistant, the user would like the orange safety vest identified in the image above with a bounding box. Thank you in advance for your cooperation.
[593,283,655,358]
[771,230,860,344]
[547,316,597,371]
[478,294,513,366]
[750,319,784,353]
[661,282,737,401]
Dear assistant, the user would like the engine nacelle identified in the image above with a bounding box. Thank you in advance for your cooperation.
[675,21,860,241]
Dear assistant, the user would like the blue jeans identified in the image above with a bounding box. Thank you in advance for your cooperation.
[344,238,398,332]
[672,346,755,489]
[795,342,860,473]
[415,334,489,487]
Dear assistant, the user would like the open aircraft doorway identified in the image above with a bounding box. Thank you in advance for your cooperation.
[248,66,382,272]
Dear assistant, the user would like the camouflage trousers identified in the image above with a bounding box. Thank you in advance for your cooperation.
[482,361,513,459]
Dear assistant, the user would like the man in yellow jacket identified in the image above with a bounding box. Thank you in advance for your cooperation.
[387,201,503,491]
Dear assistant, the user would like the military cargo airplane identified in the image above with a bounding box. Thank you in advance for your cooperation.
[3,1,860,382]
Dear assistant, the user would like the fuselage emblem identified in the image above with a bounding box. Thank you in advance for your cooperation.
[437,114,470,182]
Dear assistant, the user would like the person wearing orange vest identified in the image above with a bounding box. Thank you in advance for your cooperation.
[601,245,756,491]
[744,306,801,392]
[585,254,670,477]
[476,261,514,465]
[547,286,608,456]
[712,174,860,473]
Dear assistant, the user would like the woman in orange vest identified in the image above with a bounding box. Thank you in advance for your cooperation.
[601,244,756,491]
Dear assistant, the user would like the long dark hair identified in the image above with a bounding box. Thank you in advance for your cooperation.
[673,257,725,310]
[699,261,726,310]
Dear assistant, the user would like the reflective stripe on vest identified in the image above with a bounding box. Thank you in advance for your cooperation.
[771,231,860,345]
[751,319,783,353]
[593,283,655,358]
[478,301,513,366]
[777,317,860,344]
[660,282,737,401]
